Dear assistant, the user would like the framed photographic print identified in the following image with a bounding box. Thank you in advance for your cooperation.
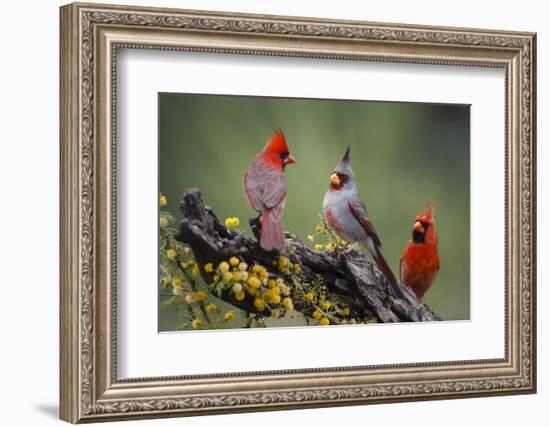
[59,2,537,423]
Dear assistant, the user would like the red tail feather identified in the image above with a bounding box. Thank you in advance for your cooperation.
[260,209,284,252]
[373,247,398,286]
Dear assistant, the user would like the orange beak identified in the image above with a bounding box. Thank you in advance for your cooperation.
[413,221,423,233]
[284,154,296,165]
[330,173,341,186]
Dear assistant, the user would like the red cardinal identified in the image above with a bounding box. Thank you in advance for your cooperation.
[243,129,296,252]
[322,146,399,287]
[400,203,440,300]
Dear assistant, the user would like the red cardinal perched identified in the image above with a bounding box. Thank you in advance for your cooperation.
[243,129,296,252]
[400,203,440,300]
[322,146,399,288]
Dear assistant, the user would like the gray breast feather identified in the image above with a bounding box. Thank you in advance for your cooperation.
[323,189,368,243]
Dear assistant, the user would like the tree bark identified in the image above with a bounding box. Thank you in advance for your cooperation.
[174,188,441,323]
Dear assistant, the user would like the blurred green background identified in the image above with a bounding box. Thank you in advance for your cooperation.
[159,93,470,329]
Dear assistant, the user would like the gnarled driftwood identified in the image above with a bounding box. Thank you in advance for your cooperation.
[174,188,441,323]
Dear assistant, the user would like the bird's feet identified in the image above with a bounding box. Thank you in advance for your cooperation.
[248,215,262,241]
[342,242,358,253]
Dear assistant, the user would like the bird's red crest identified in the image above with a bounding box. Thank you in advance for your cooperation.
[416,202,435,223]
[264,129,289,154]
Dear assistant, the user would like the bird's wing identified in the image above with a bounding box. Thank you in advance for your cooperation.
[243,165,286,212]
[347,200,382,248]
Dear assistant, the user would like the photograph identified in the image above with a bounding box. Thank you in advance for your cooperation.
[158,93,470,331]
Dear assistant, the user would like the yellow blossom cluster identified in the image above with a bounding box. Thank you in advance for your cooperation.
[160,218,356,329]
[224,217,240,229]
[310,218,347,252]
[166,248,177,261]
[159,194,168,207]
[183,290,206,304]
[212,257,295,315]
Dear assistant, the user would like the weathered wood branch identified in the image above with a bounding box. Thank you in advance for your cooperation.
[174,188,441,323]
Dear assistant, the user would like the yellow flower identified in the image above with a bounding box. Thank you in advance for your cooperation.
[305,292,314,302]
[159,194,167,207]
[279,284,290,296]
[229,256,240,267]
[224,311,234,321]
[278,256,289,267]
[173,285,184,296]
[223,272,233,282]
[252,265,268,279]
[238,262,248,271]
[315,224,323,233]
[192,319,202,329]
[232,282,243,294]
[343,307,351,316]
[195,290,206,302]
[319,317,330,326]
[213,275,220,283]
[254,298,265,311]
[166,249,177,260]
[206,303,218,312]
[263,289,279,304]
[183,246,190,255]
[225,217,240,229]
[315,244,323,252]
[247,275,262,289]
[172,277,183,287]
[184,293,194,304]
[293,263,301,272]
[191,264,200,277]
[159,217,168,228]
[307,235,315,242]
[267,279,276,289]
[336,237,346,246]
[277,256,290,273]
[235,290,245,301]
[322,301,332,310]
[204,263,214,273]
[325,243,336,252]
[232,271,241,281]
[239,271,249,281]
[282,297,294,310]
[218,261,230,273]
[312,310,321,320]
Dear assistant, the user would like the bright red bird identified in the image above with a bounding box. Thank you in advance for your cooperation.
[400,203,440,300]
[243,129,296,252]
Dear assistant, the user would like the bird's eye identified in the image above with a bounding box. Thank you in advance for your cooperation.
[279,152,289,160]
[339,174,349,183]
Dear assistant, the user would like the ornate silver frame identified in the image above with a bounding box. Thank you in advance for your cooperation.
[60,2,536,423]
